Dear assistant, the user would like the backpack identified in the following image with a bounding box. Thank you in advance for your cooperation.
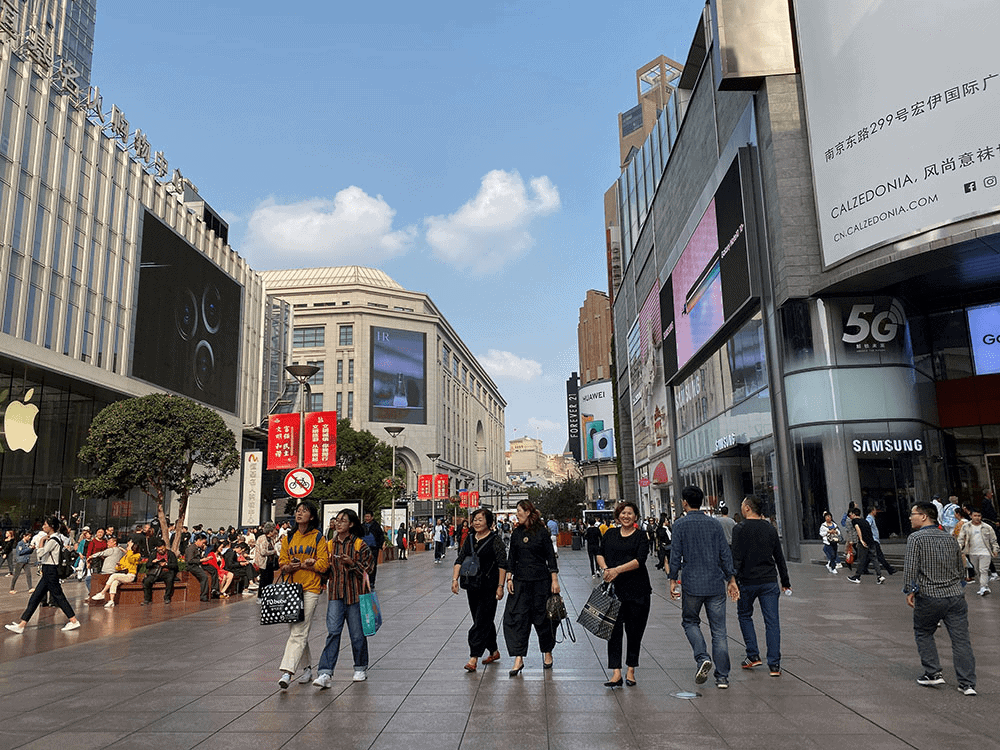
[55,538,77,579]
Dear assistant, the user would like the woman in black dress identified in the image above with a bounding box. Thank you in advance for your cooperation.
[655,513,672,573]
[451,507,508,671]
[503,499,559,676]
[597,501,651,687]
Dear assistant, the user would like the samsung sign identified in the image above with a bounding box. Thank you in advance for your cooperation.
[852,438,924,454]
[967,302,1000,375]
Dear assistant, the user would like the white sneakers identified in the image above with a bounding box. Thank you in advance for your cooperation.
[976,587,991,596]
[313,673,333,689]
[91,592,105,601]
[5,622,24,634]
[298,668,313,684]
[61,621,80,631]
[103,601,115,608]
[352,669,367,682]
[278,672,292,689]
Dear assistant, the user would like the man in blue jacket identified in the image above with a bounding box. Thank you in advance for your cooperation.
[669,486,740,689]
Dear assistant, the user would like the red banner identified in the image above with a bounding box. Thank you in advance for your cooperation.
[304,411,337,468]
[469,491,479,508]
[418,474,433,500]
[459,490,469,508]
[434,474,450,499]
[268,413,300,469]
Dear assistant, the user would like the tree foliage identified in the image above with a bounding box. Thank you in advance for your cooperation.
[527,479,586,522]
[76,393,240,551]
[309,419,402,516]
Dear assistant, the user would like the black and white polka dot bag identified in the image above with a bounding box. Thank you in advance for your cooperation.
[259,577,305,625]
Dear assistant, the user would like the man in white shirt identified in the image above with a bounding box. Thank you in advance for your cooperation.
[958,511,1000,595]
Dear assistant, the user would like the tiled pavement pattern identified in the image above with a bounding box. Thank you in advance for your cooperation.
[0,546,997,750]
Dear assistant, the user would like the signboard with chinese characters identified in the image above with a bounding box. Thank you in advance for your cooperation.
[459,490,469,508]
[469,491,480,508]
[304,411,337,468]
[417,474,433,500]
[793,0,1000,266]
[434,474,450,499]
[241,451,262,527]
[268,414,300,470]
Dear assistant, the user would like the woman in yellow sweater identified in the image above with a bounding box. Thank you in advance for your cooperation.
[277,500,330,689]
[92,540,142,608]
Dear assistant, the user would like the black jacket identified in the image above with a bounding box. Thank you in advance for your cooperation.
[507,525,558,581]
[145,550,179,575]
[362,521,385,550]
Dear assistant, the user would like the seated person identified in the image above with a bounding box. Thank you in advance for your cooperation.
[202,545,233,598]
[141,539,179,605]
[91,540,141,608]
[183,534,219,602]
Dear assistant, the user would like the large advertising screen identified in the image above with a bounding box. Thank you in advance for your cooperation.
[132,211,242,412]
[370,327,426,424]
[968,302,1000,376]
[661,157,751,380]
[793,0,1000,266]
[578,381,615,461]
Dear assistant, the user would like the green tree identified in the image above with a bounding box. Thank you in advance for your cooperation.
[76,393,240,552]
[310,419,402,516]
[528,479,586,522]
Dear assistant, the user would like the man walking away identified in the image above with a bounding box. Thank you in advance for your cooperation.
[361,512,385,587]
[846,508,884,584]
[584,519,602,577]
[717,505,736,547]
[433,519,447,564]
[731,496,791,677]
[904,502,976,696]
[669,485,740,689]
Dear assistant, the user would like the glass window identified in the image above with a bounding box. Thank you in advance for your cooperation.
[336,392,342,415]
[348,359,354,384]
[728,313,767,404]
[339,325,353,346]
[307,360,324,385]
[292,326,324,348]
[347,392,354,421]
[336,360,343,384]
[308,392,323,411]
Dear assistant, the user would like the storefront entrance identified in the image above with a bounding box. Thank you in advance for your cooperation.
[856,457,915,539]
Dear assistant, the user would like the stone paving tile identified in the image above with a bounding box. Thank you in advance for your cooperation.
[16,731,132,750]
[105,733,213,750]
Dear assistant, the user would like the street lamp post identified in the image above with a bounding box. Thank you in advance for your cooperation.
[384,427,405,527]
[427,452,440,521]
[284,363,320,470]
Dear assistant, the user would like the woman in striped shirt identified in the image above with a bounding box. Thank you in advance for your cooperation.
[312,509,375,688]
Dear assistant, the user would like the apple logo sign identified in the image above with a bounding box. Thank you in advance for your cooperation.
[3,388,39,452]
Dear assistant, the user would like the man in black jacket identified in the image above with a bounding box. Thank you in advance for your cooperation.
[184,534,217,602]
[731,496,791,676]
[361,512,385,588]
[847,508,884,584]
[142,539,179,604]
[584,520,602,576]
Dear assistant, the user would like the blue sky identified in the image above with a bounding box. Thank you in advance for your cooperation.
[91,0,705,454]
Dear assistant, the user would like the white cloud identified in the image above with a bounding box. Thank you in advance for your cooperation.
[478,349,543,382]
[425,170,560,273]
[245,187,417,265]
[528,417,562,433]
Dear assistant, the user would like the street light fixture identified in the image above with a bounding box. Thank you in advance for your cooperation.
[384,426,405,498]
[427,452,440,520]
[284,363,320,470]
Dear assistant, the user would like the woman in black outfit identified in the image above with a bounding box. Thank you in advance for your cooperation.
[655,514,671,573]
[503,499,559,676]
[452,507,508,671]
[597,501,651,687]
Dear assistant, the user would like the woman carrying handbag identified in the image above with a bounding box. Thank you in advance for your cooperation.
[596,501,651,688]
[502,499,559,676]
[312,509,375,687]
[452,507,508,672]
[276,502,329,690]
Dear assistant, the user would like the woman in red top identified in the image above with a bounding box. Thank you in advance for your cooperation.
[203,546,233,598]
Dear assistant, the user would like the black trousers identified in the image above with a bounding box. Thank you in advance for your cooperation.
[21,565,74,622]
[607,596,651,669]
[503,578,555,657]
[142,570,176,602]
[187,565,218,599]
[257,564,275,593]
[466,584,500,657]
[368,547,379,588]
[587,546,599,575]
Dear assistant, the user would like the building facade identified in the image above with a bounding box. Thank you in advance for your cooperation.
[260,266,507,509]
[0,3,270,529]
[610,0,1000,558]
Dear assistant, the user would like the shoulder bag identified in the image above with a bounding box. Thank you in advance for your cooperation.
[546,590,576,643]
[458,535,483,589]
[359,571,382,636]
[576,582,621,640]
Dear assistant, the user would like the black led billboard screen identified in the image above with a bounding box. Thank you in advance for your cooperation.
[132,211,242,413]
[370,326,426,424]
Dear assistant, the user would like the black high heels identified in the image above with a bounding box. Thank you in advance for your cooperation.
[509,660,524,677]
[625,678,637,687]
[542,657,553,670]
[604,677,623,688]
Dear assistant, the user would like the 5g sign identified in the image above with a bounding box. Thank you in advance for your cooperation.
[841,298,905,349]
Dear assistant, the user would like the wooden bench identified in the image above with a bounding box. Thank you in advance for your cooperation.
[88,571,192,605]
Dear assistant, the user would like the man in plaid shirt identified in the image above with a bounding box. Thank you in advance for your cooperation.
[903,502,977,696]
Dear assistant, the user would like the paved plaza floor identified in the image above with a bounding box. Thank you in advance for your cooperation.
[0,545,997,750]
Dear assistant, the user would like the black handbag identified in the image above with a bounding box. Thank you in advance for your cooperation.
[259,575,305,625]
[458,535,483,589]
[576,582,621,640]
[546,592,576,643]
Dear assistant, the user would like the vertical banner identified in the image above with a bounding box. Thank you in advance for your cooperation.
[434,474,450,499]
[304,410,337,468]
[417,474,433,500]
[459,490,469,508]
[241,451,262,527]
[469,491,479,508]
[566,373,581,462]
[268,413,301,469]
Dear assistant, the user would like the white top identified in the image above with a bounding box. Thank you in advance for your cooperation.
[966,524,990,556]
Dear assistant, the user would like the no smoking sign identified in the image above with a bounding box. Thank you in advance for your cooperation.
[284,468,315,498]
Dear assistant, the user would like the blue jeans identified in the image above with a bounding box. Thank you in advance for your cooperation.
[913,594,976,688]
[737,582,781,667]
[681,592,730,680]
[317,598,368,675]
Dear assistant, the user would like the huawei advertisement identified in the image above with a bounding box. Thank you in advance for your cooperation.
[370,327,426,424]
[578,381,615,461]
[661,157,752,381]
[131,211,242,413]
